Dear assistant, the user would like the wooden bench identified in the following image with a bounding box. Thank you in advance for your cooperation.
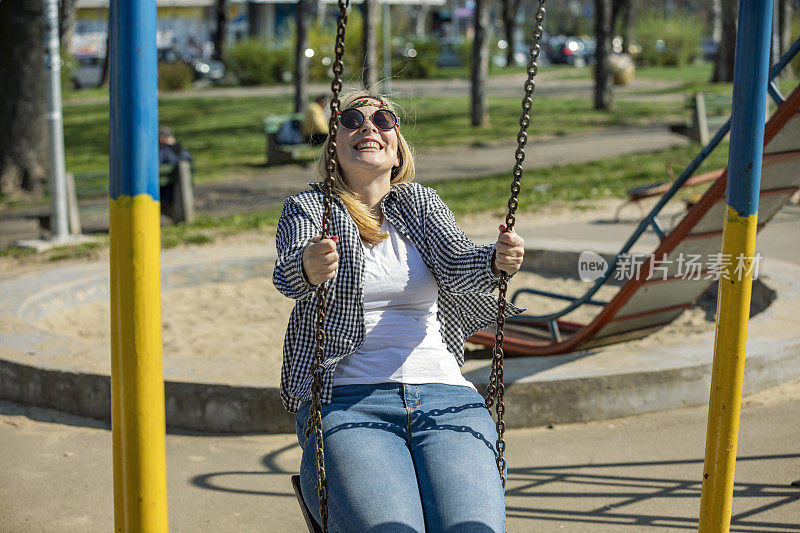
[669,92,731,145]
[263,113,317,165]
[614,167,724,222]
[35,163,194,233]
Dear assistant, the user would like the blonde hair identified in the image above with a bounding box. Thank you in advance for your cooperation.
[315,90,416,245]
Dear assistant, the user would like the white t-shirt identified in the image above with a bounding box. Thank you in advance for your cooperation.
[332,219,476,391]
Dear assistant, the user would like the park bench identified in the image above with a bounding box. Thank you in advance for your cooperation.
[669,92,731,145]
[614,167,724,222]
[263,113,318,165]
[26,162,194,235]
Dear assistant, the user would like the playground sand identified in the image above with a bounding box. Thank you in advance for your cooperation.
[31,270,714,385]
[6,200,711,384]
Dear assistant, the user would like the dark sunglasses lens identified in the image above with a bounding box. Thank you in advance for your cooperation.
[373,110,397,130]
[340,109,364,129]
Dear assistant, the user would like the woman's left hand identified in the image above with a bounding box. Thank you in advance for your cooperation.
[493,224,525,276]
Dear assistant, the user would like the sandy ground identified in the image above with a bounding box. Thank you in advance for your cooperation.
[25,204,716,384]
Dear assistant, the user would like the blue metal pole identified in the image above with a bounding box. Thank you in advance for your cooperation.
[698,1,773,530]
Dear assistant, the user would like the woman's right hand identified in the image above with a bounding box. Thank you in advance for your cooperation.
[302,235,339,286]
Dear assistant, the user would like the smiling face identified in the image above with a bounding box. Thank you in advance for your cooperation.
[335,101,400,186]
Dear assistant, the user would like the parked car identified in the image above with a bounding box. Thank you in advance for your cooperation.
[436,38,465,68]
[493,38,552,67]
[70,54,104,89]
[544,35,596,67]
[701,37,719,62]
[157,48,225,82]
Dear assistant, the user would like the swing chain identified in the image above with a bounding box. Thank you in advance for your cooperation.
[306,0,350,530]
[486,0,546,490]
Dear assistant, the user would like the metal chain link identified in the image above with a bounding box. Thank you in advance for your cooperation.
[486,0,546,489]
[305,0,350,530]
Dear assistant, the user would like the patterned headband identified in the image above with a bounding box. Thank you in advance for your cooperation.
[349,98,392,111]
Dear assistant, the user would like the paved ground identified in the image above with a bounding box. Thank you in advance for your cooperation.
[1,378,798,532]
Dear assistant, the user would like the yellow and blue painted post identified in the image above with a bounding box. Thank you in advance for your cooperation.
[698,1,773,530]
[109,0,169,531]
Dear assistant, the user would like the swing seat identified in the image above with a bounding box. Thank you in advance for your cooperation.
[291,475,324,533]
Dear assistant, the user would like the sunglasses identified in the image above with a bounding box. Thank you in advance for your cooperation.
[338,108,399,131]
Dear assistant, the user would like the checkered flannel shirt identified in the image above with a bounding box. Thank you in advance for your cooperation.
[273,181,524,413]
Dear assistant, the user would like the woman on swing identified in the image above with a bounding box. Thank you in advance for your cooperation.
[273,90,525,532]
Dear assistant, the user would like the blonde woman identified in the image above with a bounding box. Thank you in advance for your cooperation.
[273,91,525,532]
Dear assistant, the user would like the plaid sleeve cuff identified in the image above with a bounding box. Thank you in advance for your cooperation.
[284,247,317,299]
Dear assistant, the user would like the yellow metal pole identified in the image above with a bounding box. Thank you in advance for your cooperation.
[110,202,125,532]
[698,1,772,530]
[112,196,169,532]
[698,210,757,530]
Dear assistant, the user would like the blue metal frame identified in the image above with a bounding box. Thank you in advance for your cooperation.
[511,37,800,334]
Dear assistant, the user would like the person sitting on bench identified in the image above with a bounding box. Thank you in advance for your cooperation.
[158,125,192,205]
[301,94,330,146]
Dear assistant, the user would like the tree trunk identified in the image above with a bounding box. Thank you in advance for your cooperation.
[501,0,521,67]
[213,0,230,61]
[712,0,737,83]
[711,0,722,42]
[362,0,379,90]
[295,0,310,113]
[100,29,110,88]
[594,0,613,110]
[611,0,631,48]
[59,0,78,52]
[471,0,490,127]
[0,0,48,196]
[778,0,795,80]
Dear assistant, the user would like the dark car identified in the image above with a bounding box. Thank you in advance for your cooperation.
[158,48,225,82]
[545,36,596,67]
[70,54,104,89]
[701,37,719,62]
[493,39,550,67]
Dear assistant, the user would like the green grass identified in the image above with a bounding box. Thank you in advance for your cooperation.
[63,94,684,186]
[47,241,106,261]
[430,141,731,217]
[160,207,282,249]
[5,142,733,258]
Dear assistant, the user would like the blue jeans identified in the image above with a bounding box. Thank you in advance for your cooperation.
[295,383,506,532]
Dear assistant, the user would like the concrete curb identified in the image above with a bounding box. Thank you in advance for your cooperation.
[1,243,798,433]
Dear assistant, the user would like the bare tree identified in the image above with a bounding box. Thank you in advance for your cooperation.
[594,0,613,110]
[0,0,48,196]
[295,0,311,113]
[712,0,737,83]
[363,0,379,89]
[471,0,490,126]
[778,0,795,79]
[59,0,79,52]
[213,0,230,61]
[100,30,111,88]
[612,0,632,50]
[500,0,523,67]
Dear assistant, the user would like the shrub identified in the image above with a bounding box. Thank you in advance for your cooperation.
[158,62,194,91]
[634,12,704,67]
[227,39,292,85]
[392,38,441,79]
[60,48,75,89]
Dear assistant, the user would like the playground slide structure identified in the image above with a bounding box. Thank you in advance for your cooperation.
[469,42,800,357]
